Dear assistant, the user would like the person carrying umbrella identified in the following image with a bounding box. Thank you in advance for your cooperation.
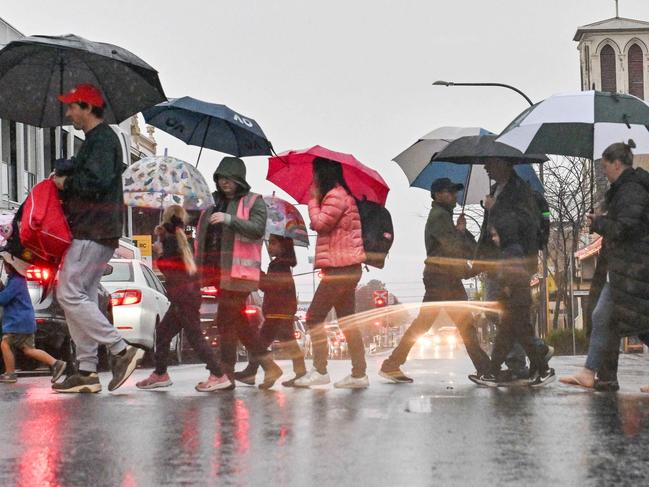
[560,141,649,392]
[294,157,369,388]
[52,84,144,393]
[233,233,307,388]
[196,157,283,389]
[472,158,554,386]
[380,178,491,383]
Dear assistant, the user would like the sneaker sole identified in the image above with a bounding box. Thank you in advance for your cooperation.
[379,370,413,384]
[108,348,145,392]
[0,380,17,384]
[136,380,173,390]
[293,380,331,388]
[53,383,102,393]
[195,381,234,392]
[334,383,369,389]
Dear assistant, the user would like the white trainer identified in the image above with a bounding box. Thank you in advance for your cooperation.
[294,368,331,387]
[334,374,369,389]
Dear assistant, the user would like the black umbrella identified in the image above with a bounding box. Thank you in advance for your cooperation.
[432,135,548,165]
[0,34,166,127]
[142,96,272,167]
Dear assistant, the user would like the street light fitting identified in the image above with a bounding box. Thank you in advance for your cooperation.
[432,80,452,86]
[431,80,534,106]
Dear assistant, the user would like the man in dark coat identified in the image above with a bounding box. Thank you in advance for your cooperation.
[380,178,491,383]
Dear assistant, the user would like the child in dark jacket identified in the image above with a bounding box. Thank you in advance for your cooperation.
[136,205,232,392]
[0,263,66,383]
[479,212,554,386]
[234,234,307,388]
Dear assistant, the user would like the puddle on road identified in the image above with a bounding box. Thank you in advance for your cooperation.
[405,394,466,413]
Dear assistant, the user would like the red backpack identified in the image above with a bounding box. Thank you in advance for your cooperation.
[19,179,72,264]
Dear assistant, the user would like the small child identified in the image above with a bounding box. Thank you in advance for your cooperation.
[0,262,66,383]
[478,212,554,386]
[136,205,232,392]
[234,234,306,388]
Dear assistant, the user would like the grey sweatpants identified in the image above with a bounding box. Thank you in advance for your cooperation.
[57,239,126,372]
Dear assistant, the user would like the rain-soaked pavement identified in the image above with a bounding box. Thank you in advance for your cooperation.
[2,343,649,486]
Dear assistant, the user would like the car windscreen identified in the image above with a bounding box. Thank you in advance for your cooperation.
[101,262,134,282]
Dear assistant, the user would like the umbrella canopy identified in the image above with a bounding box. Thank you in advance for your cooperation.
[432,135,549,165]
[142,96,272,163]
[0,34,165,127]
[263,195,309,247]
[267,145,389,205]
[496,90,649,159]
[393,126,492,187]
[421,162,543,205]
[123,156,213,210]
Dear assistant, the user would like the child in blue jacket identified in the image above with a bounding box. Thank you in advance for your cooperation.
[0,263,67,383]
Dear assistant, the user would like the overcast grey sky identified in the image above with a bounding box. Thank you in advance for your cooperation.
[3,0,649,302]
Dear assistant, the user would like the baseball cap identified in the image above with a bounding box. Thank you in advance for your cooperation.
[430,177,464,194]
[58,83,105,107]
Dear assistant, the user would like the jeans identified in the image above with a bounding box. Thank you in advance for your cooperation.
[385,281,491,375]
[57,239,126,372]
[154,301,222,377]
[585,284,614,371]
[307,265,365,377]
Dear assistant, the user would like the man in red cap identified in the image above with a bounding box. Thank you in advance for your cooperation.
[52,83,144,393]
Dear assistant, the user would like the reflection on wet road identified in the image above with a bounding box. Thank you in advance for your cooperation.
[2,351,649,486]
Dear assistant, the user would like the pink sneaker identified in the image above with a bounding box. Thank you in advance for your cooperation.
[195,374,233,392]
[136,372,172,390]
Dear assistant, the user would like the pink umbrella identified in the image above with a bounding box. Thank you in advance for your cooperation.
[267,145,390,205]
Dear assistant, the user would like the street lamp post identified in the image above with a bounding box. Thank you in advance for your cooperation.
[433,80,550,336]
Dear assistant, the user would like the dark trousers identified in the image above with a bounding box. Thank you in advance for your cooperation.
[216,290,267,375]
[307,265,365,377]
[386,282,491,374]
[154,301,222,377]
[243,318,307,376]
[488,302,546,376]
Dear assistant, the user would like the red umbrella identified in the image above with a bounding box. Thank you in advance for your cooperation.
[267,145,390,205]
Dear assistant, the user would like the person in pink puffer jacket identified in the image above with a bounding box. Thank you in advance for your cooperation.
[294,157,368,389]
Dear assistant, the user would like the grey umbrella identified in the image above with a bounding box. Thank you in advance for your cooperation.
[0,34,166,127]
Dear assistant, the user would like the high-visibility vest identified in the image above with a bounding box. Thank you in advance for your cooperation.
[231,193,262,282]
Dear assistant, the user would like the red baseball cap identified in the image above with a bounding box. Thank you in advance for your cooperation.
[58,83,105,107]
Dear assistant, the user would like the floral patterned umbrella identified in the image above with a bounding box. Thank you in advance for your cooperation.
[123,155,213,210]
[263,195,309,247]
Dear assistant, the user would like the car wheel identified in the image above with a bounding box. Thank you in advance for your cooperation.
[143,318,159,367]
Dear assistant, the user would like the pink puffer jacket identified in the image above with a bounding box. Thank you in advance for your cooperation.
[308,185,366,269]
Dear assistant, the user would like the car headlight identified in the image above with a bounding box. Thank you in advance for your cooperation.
[433,335,441,345]
[447,335,457,345]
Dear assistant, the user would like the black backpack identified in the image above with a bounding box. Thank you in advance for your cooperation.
[355,197,394,269]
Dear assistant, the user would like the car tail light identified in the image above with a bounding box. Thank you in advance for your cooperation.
[35,318,46,325]
[201,286,220,297]
[110,289,142,306]
[293,330,302,340]
[243,306,258,316]
[26,266,53,284]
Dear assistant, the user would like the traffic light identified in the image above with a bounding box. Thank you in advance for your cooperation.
[374,296,386,307]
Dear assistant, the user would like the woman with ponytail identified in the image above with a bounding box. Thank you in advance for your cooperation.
[136,205,232,392]
[561,140,649,392]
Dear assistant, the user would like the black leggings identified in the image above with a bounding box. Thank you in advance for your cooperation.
[154,301,222,377]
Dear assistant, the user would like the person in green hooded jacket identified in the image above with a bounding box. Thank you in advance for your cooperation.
[195,157,283,389]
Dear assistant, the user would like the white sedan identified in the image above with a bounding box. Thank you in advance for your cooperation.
[101,259,171,352]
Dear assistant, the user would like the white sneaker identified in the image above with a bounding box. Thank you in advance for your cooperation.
[334,374,369,389]
[294,368,331,387]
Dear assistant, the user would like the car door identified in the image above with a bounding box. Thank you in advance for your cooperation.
[141,264,170,320]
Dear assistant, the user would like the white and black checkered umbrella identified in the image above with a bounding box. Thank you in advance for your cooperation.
[497,90,649,159]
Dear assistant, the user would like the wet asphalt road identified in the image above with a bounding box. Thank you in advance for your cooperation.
[2,344,649,486]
